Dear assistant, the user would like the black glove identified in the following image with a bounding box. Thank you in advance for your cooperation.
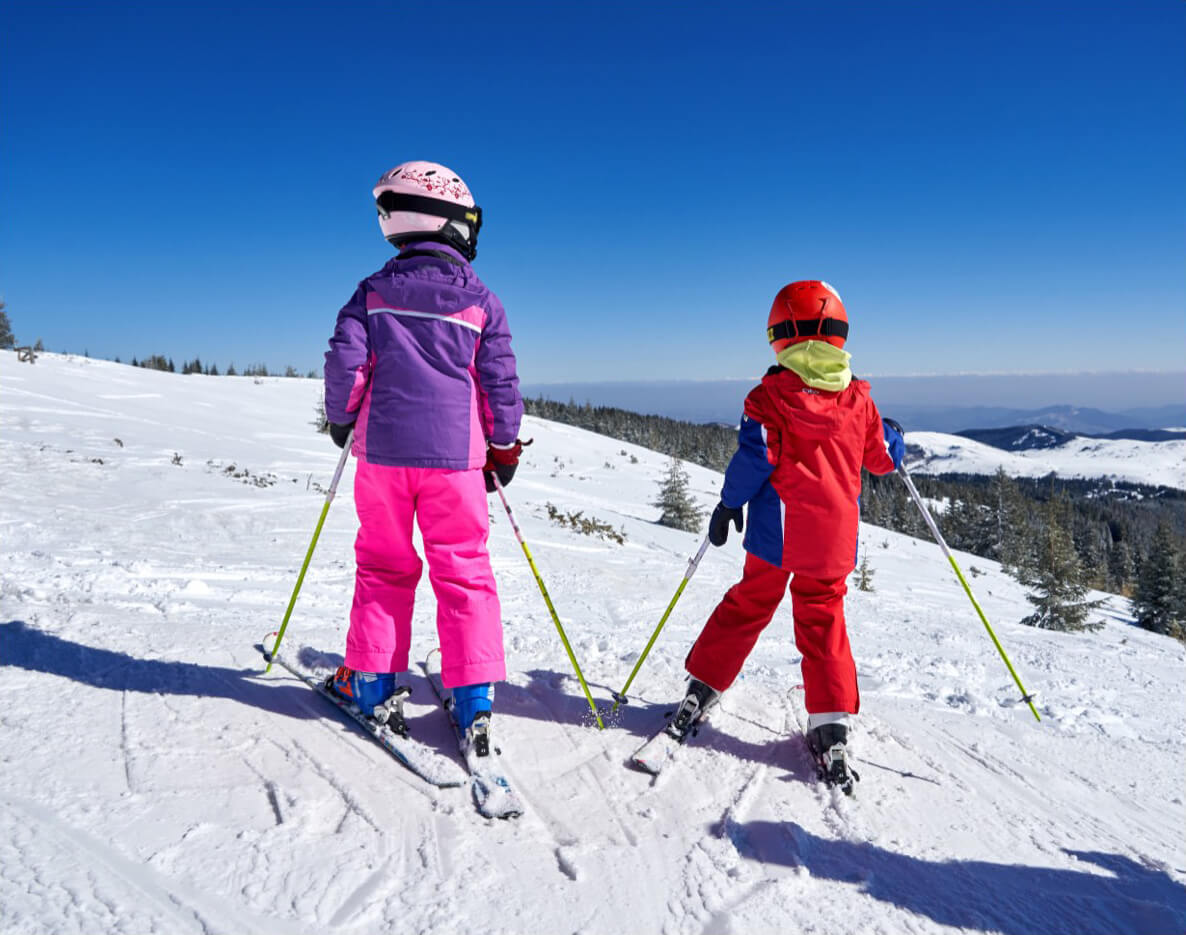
[708,502,744,547]
[329,422,354,449]
[483,439,526,493]
[484,462,516,493]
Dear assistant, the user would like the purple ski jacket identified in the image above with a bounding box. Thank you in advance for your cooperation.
[323,241,523,469]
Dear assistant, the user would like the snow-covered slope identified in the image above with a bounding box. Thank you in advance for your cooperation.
[3,352,1185,935]
[907,429,1186,489]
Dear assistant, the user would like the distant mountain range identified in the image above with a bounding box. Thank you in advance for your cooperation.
[957,423,1186,451]
[901,403,1186,435]
[905,428,1185,490]
[522,378,1186,435]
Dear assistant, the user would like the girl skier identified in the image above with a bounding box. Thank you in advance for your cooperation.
[662,281,904,791]
[322,161,524,757]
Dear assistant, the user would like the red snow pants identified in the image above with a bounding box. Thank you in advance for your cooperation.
[685,551,859,715]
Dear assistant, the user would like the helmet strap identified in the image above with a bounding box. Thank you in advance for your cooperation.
[766,318,848,344]
[375,191,482,233]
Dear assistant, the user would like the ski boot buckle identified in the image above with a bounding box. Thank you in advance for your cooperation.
[372,685,413,736]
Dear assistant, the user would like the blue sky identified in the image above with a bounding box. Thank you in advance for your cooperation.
[3,1,1184,386]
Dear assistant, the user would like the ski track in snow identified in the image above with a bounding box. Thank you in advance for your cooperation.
[2,352,1185,935]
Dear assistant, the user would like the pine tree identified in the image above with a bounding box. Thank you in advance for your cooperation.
[1018,497,1102,632]
[1131,524,1185,639]
[989,467,1027,571]
[312,391,330,434]
[0,302,14,348]
[855,548,875,592]
[1107,540,1136,596]
[653,457,703,533]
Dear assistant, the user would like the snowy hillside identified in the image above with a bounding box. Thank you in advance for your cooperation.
[2,351,1185,935]
[907,429,1186,490]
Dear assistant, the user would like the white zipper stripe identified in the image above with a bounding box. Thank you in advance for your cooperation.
[367,307,482,334]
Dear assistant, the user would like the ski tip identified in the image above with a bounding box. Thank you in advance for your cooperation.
[629,756,662,777]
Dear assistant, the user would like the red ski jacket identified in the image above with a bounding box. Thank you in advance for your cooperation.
[741,368,897,579]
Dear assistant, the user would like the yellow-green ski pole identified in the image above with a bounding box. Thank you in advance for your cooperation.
[611,533,711,714]
[897,464,1041,722]
[265,430,353,674]
[492,476,605,730]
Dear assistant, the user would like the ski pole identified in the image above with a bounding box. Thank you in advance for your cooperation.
[265,429,354,674]
[611,533,711,714]
[896,464,1041,722]
[491,476,606,730]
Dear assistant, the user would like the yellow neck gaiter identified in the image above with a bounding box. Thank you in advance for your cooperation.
[776,340,853,392]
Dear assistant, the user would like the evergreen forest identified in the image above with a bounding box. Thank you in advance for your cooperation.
[524,396,1186,639]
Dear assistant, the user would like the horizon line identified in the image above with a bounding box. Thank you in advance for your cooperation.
[523,369,1186,386]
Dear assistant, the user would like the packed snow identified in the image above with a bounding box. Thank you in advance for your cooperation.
[2,352,1185,935]
[906,430,1186,490]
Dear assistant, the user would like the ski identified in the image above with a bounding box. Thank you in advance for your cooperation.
[257,640,468,789]
[420,650,525,820]
[630,680,719,775]
[629,721,694,775]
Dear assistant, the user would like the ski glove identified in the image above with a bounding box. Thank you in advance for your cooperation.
[708,501,744,547]
[882,418,905,469]
[329,422,355,449]
[484,438,532,493]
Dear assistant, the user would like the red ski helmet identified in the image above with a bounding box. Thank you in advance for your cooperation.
[766,281,848,353]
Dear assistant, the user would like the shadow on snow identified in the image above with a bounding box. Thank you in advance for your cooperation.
[0,620,613,741]
[722,819,1186,935]
[0,619,326,720]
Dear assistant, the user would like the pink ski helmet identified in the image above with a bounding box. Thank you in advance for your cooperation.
[373,161,483,260]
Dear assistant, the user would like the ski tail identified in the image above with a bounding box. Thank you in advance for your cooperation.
[257,638,467,789]
[420,648,524,820]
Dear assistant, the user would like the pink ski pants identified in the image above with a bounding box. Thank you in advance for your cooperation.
[346,460,505,689]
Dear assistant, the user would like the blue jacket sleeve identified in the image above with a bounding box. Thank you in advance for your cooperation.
[720,413,775,508]
[882,419,905,470]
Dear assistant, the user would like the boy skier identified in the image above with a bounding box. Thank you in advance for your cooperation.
[665,280,904,792]
[322,161,525,757]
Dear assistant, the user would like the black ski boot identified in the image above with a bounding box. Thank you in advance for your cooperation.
[807,723,859,796]
[665,678,722,742]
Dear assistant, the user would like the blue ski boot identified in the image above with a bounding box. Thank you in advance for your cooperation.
[328,666,411,736]
[451,683,494,758]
